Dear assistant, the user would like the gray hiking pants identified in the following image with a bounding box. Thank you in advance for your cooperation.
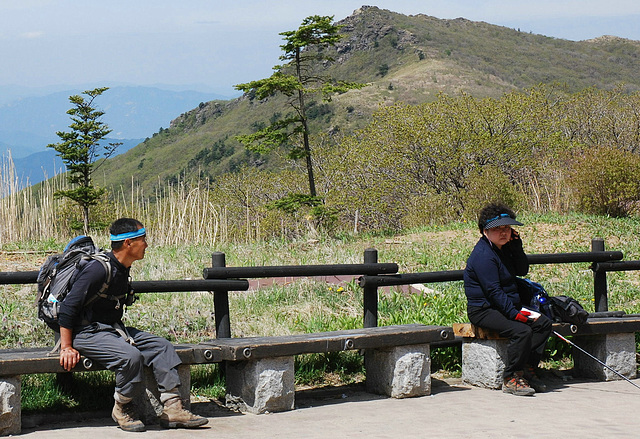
[72,322,182,399]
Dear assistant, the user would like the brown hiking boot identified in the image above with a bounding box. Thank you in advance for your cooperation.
[502,371,535,396]
[524,366,547,393]
[159,397,209,429]
[112,401,146,432]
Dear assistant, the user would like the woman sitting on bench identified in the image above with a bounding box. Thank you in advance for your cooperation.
[463,203,552,396]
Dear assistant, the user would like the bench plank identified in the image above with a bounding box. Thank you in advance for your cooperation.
[202,324,453,361]
[0,344,221,376]
[453,323,503,339]
[553,316,640,336]
[454,316,640,340]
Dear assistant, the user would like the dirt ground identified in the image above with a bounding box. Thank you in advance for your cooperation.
[0,250,47,272]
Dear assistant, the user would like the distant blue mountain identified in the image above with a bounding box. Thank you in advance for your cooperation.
[0,85,226,159]
[0,130,55,158]
[0,83,232,106]
[12,138,143,187]
[12,150,66,184]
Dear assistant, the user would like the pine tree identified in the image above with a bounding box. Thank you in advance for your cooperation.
[47,87,121,234]
[235,15,364,200]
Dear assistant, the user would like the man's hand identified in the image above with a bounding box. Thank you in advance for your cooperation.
[60,346,80,371]
[59,326,79,371]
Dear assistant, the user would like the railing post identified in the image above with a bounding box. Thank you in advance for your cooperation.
[363,248,378,328]
[212,252,231,338]
[592,238,608,312]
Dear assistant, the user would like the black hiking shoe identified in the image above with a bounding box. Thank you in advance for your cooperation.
[502,371,535,396]
[524,366,547,393]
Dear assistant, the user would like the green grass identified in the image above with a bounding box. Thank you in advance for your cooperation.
[295,352,365,387]
[21,371,115,414]
[190,364,225,400]
[7,212,640,413]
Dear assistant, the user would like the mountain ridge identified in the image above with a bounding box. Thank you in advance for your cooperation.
[30,6,640,196]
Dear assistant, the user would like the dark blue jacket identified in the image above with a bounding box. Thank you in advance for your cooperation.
[463,236,529,320]
[58,252,131,330]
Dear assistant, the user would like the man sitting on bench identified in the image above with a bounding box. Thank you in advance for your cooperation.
[57,218,209,432]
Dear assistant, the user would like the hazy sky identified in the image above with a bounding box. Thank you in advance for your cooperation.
[2,0,640,96]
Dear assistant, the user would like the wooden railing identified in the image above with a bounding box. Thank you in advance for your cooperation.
[1,238,633,340]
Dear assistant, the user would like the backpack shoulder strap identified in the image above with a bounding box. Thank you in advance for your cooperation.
[92,253,113,294]
[88,253,133,304]
[81,253,115,307]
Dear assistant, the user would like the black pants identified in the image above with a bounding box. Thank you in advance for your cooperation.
[467,306,552,378]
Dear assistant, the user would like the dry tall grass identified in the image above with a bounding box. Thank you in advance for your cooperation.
[0,155,224,246]
[0,154,69,243]
[114,177,222,246]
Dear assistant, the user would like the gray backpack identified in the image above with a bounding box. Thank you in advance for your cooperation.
[36,235,112,331]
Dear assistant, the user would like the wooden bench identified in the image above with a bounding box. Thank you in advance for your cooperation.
[453,316,640,389]
[1,324,453,434]
[200,324,454,414]
[0,343,221,436]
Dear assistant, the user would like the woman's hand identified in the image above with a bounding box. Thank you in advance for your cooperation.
[515,309,539,323]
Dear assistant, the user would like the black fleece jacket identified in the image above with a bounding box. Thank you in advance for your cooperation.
[58,252,131,330]
[463,235,529,320]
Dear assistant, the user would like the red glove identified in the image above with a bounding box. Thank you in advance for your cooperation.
[515,310,531,323]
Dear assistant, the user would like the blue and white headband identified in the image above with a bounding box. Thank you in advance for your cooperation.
[110,228,146,242]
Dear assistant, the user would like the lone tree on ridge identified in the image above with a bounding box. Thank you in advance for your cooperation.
[235,15,364,207]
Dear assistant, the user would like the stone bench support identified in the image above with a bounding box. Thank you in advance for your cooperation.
[573,333,637,381]
[224,343,433,414]
[366,344,431,398]
[0,377,20,436]
[461,338,507,389]
[454,321,639,389]
[225,356,296,414]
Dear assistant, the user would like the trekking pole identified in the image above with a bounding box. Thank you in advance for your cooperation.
[553,330,640,391]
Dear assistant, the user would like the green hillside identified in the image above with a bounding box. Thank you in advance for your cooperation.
[97,6,640,196]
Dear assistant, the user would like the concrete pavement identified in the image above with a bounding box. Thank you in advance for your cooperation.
[19,375,640,438]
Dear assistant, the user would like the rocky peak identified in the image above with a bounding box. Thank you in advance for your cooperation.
[334,6,419,62]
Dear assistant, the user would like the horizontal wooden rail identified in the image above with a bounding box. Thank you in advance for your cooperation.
[202,263,398,279]
[359,270,463,288]
[0,271,249,292]
[592,260,640,272]
[5,253,613,285]
[0,271,39,284]
[358,251,625,288]
[527,251,623,264]
[131,279,249,293]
